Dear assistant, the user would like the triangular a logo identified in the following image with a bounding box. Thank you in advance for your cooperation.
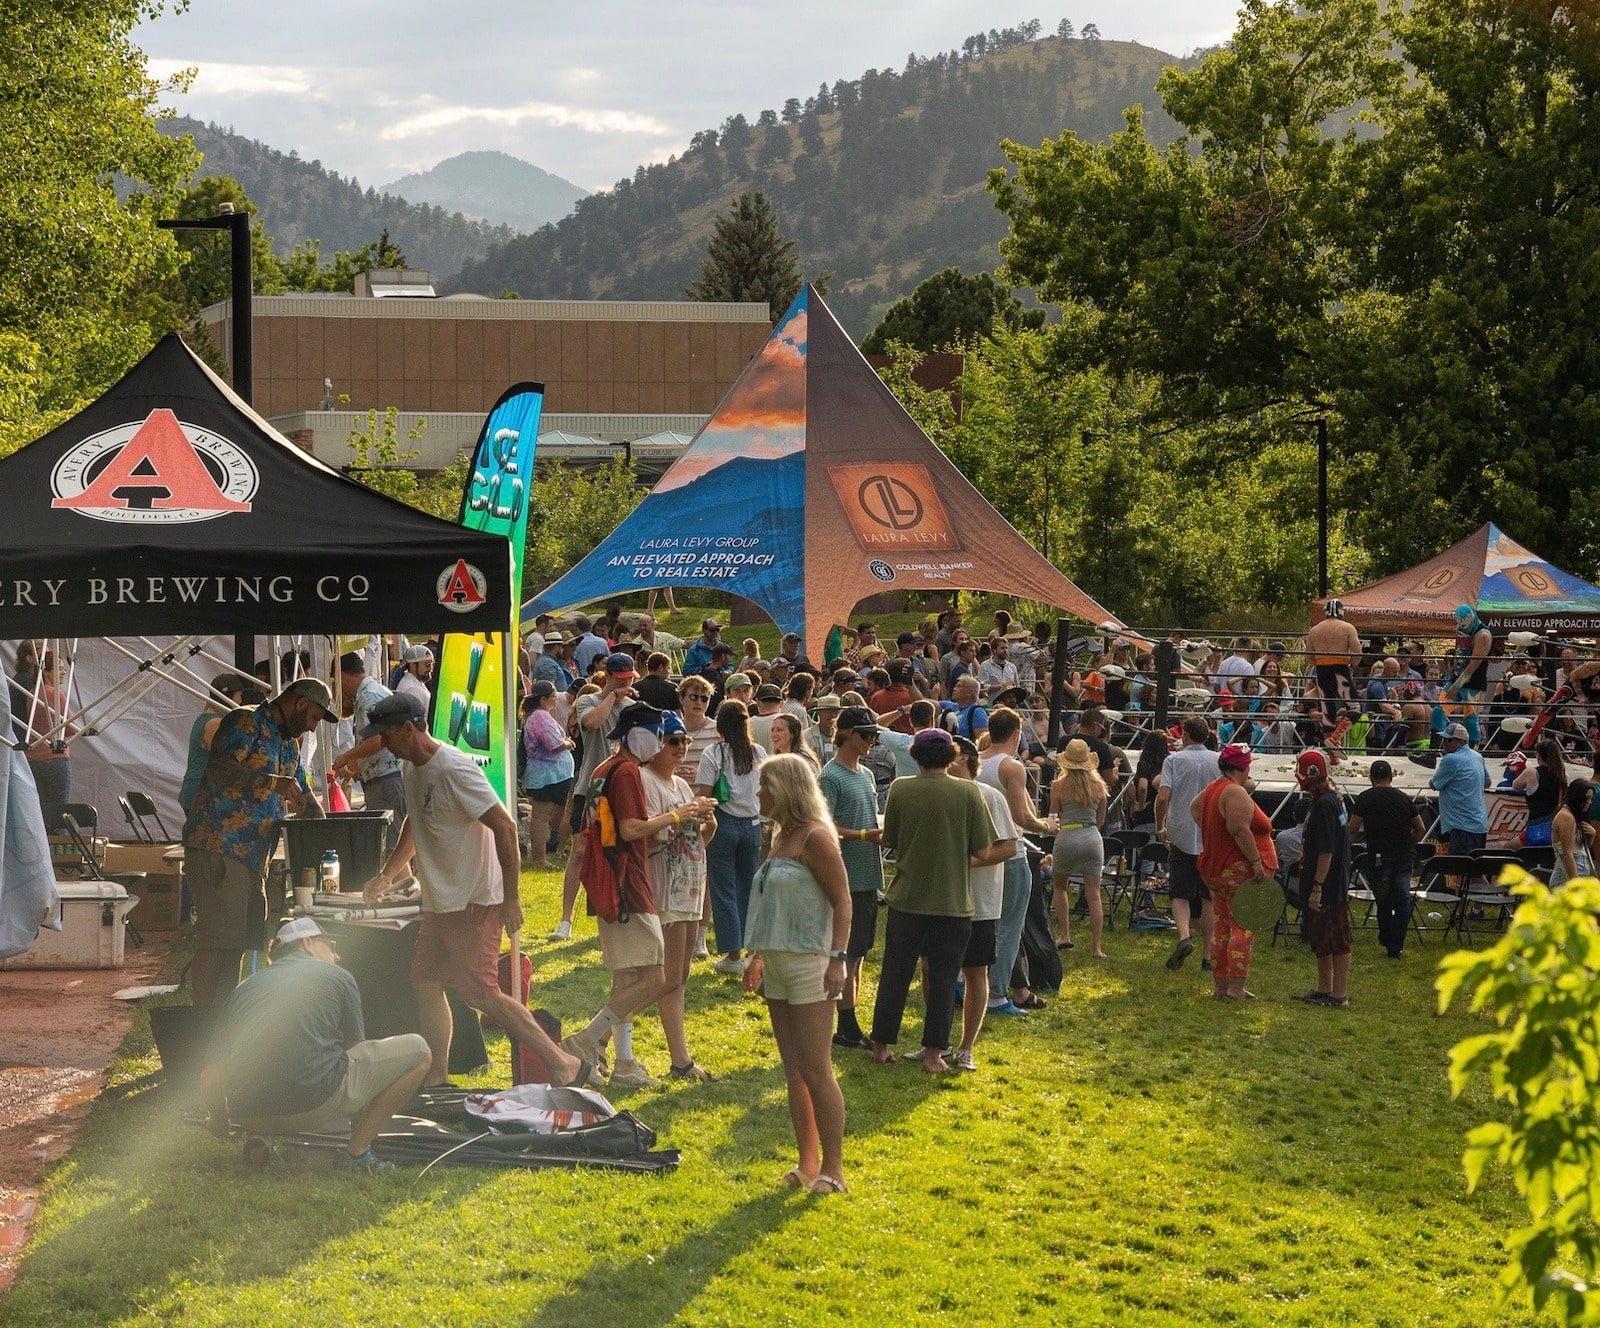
[52,410,255,523]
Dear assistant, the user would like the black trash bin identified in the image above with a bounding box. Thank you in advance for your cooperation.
[277,811,393,889]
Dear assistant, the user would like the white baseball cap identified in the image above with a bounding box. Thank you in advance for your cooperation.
[274,916,328,947]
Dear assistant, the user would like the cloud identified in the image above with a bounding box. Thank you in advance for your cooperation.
[147,58,313,98]
[381,99,672,141]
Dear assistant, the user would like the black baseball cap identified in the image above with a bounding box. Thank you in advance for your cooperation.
[837,706,879,737]
[359,690,427,738]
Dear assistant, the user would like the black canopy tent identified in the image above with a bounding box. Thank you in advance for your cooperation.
[0,334,517,817]
[0,334,511,637]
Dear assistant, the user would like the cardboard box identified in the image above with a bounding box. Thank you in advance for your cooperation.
[104,842,184,932]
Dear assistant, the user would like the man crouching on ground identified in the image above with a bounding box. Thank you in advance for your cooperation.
[358,692,594,1088]
[201,917,431,1171]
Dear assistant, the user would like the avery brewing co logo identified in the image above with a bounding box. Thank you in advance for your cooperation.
[437,560,487,613]
[51,410,257,524]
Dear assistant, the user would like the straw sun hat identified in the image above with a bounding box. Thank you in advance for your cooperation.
[1060,738,1097,771]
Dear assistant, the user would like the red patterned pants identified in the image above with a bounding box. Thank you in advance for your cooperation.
[1205,861,1255,983]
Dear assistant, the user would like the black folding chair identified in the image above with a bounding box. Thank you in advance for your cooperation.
[1127,841,1171,921]
[1348,851,1378,929]
[1411,854,1479,944]
[1517,845,1556,884]
[124,790,171,841]
[1456,851,1520,942]
[1105,829,1154,927]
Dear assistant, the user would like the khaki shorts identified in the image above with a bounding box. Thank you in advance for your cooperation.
[186,849,266,951]
[760,950,836,1005]
[597,912,665,971]
[235,1034,431,1134]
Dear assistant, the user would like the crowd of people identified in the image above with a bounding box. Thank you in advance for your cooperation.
[115,593,1600,1188]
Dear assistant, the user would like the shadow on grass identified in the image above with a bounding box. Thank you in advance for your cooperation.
[5,1083,496,1324]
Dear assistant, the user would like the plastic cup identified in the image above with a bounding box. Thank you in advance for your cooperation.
[294,886,314,912]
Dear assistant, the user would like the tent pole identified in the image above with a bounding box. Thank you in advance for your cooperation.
[501,630,523,1017]
[1046,618,1072,752]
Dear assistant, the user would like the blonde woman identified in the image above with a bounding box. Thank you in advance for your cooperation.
[1050,739,1109,958]
[739,638,762,673]
[742,754,852,1195]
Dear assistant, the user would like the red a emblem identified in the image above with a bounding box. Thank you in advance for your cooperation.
[52,410,252,514]
[439,559,487,607]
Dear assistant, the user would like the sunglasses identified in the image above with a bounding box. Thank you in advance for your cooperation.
[683,694,710,703]
[664,735,690,747]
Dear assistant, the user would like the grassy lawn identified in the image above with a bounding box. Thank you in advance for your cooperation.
[5,869,1536,1327]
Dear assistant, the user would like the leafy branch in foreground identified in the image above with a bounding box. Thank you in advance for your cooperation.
[1437,867,1600,1323]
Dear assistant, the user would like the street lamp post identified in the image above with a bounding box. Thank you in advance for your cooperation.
[156,206,253,405]
[158,206,254,671]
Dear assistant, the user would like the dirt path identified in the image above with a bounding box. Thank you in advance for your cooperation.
[0,937,177,1290]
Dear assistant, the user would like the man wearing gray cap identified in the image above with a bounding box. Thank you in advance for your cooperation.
[395,644,434,710]
[183,677,334,1005]
[358,691,594,1090]
[1430,722,1490,855]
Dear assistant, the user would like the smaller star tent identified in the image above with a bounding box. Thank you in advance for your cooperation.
[1313,523,1600,634]
[524,286,1119,662]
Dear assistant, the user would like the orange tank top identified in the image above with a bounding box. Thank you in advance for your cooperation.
[1197,778,1278,882]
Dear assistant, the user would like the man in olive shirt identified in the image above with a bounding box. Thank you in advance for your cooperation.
[819,707,885,1050]
[870,728,1006,1074]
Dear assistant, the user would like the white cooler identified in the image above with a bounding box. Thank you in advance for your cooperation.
[0,882,139,970]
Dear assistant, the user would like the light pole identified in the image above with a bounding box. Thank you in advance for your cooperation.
[157,205,254,405]
[158,205,254,672]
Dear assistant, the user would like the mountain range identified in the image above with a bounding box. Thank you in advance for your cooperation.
[378,151,587,233]
[165,31,1191,330]
[446,33,1192,332]
[160,117,519,279]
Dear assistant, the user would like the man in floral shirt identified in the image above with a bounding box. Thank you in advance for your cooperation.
[184,677,334,1004]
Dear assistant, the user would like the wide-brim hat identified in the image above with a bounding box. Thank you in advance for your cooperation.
[1060,738,1096,771]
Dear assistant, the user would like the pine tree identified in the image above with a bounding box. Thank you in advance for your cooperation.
[685,190,804,314]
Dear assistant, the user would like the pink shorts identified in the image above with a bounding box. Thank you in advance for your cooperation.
[410,904,503,1007]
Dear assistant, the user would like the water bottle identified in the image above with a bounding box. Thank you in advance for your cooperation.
[320,849,340,894]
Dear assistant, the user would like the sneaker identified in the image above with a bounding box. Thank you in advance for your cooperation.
[832,1031,868,1050]
[609,1060,657,1089]
[952,1049,977,1071]
[1292,990,1328,1003]
[1165,936,1196,971]
[1309,992,1350,1008]
[692,934,710,959]
[336,1147,394,1174]
[1200,958,1213,972]
[711,955,748,976]
[547,919,572,942]
[986,1000,1029,1018]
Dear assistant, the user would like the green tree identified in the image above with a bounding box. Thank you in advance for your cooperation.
[524,459,644,593]
[861,267,1044,353]
[0,0,197,455]
[685,190,806,314]
[1438,868,1600,1324]
[168,176,287,308]
[344,404,426,504]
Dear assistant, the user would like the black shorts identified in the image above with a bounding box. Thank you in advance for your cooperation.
[1168,846,1211,903]
[526,778,574,807]
[568,792,587,834]
[1314,664,1353,702]
[847,890,879,958]
[962,917,998,970]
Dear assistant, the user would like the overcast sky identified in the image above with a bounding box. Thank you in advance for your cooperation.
[138,2,1244,195]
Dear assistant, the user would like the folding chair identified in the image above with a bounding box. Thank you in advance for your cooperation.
[1127,841,1171,922]
[1456,851,1520,943]
[1348,851,1378,929]
[124,790,171,841]
[1411,854,1479,943]
[1517,845,1556,885]
[43,801,98,835]
[59,813,148,949]
[119,796,151,842]
[1105,829,1153,927]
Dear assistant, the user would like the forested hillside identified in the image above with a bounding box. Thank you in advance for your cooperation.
[447,28,1192,332]
[160,117,517,278]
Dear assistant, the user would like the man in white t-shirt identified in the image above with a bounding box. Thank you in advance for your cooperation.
[358,692,593,1090]
[1216,638,1259,698]
[394,645,434,712]
[1152,716,1218,971]
[951,737,1019,1071]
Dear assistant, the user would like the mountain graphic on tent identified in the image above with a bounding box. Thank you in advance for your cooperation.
[525,285,1118,662]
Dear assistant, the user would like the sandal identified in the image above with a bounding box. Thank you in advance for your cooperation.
[782,1166,817,1188]
[1055,939,1075,951]
[555,1050,596,1090]
[1014,993,1048,1010]
[807,1174,848,1195]
[669,1061,716,1082]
